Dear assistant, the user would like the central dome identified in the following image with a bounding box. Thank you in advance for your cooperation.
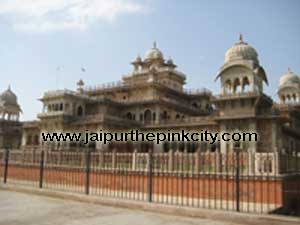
[225,35,259,64]
[145,42,164,61]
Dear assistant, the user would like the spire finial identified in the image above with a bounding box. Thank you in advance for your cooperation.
[153,41,157,48]
[288,67,292,73]
[239,33,243,43]
[8,85,11,90]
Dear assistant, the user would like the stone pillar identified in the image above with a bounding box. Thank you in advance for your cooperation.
[271,123,277,152]
[195,149,201,172]
[99,151,104,168]
[153,142,164,153]
[215,152,221,172]
[249,121,257,153]
[273,151,280,175]
[155,107,160,125]
[112,149,116,169]
[220,123,227,154]
[168,149,174,172]
[132,149,137,170]
[248,151,254,175]
[0,135,3,149]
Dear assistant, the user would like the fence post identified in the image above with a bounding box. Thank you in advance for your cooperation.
[235,147,240,212]
[39,151,45,188]
[3,148,9,184]
[85,150,91,195]
[148,149,153,202]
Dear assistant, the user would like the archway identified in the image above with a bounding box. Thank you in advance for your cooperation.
[77,106,83,116]
[242,77,250,92]
[144,109,152,124]
[225,80,232,94]
[233,78,241,93]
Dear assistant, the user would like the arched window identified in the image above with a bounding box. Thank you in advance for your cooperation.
[144,109,152,124]
[287,94,291,103]
[59,103,63,111]
[171,142,177,151]
[242,77,250,92]
[27,135,32,145]
[225,80,232,94]
[192,102,198,108]
[34,135,39,145]
[292,94,297,102]
[233,78,241,93]
[178,142,185,152]
[163,142,170,152]
[210,143,217,152]
[77,106,83,116]
[88,142,96,151]
[126,112,133,120]
[162,111,168,120]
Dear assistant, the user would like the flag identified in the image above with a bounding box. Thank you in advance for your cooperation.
[81,68,86,72]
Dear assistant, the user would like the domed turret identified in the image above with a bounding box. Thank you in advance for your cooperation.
[216,34,268,95]
[0,86,18,106]
[279,68,300,89]
[0,86,22,121]
[277,68,300,104]
[225,34,259,64]
[145,42,164,61]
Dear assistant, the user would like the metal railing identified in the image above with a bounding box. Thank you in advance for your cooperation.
[0,149,299,214]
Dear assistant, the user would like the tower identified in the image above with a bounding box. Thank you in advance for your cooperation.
[215,34,268,95]
[277,68,300,104]
[213,35,272,154]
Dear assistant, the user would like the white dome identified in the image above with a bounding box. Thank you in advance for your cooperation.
[225,35,259,64]
[0,86,18,106]
[145,42,164,61]
[279,69,300,88]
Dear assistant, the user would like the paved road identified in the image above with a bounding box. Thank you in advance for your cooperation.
[0,190,240,225]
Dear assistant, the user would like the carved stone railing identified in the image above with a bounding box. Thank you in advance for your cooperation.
[2,149,298,176]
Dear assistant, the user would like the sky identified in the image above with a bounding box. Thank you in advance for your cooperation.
[0,0,299,121]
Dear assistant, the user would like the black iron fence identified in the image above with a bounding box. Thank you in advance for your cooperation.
[0,149,299,215]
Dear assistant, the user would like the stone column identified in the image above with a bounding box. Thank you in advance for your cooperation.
[271,122,277,152]
[153,142,164,153]
[249,121,257,153]
[220,123,227,154]
[155,107,160,125]
[132,149,137,170]
[112,149,116,169]
[168,149,174,172]
[248,151,254,175]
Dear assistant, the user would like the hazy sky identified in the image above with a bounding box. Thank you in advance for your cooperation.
[0,0,299,121]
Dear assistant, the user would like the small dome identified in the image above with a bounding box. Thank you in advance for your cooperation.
[279,68,300,88]
[225,34,259,64]
[132,54,142,63]
[145,42,164,61]
[77,79,85,86]
[0,86,18,106]
[167,57,173,64]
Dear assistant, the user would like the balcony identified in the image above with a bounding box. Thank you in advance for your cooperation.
[37,111,73,119]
